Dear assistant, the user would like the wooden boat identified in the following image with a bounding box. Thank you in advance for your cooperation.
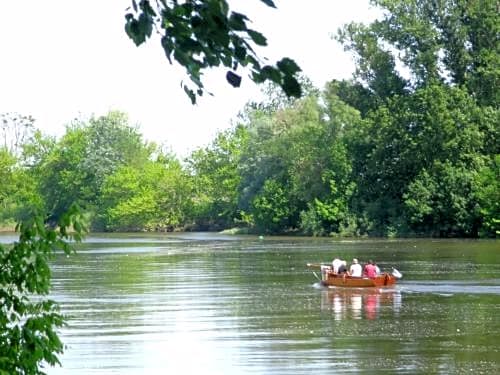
[307,263,401,288]
[321,272,397,287]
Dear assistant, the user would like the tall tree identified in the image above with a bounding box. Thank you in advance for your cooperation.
[32,111,152,227]
[338,0,499,104]
[336,0,499,236]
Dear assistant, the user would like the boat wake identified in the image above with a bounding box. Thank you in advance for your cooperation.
[400,279,500,295]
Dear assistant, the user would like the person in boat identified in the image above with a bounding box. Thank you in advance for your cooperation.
[337,260,348,274]
[332,258,342,274]
[364,260,377,278]
[374,262,381,275]
[349,258,362,277]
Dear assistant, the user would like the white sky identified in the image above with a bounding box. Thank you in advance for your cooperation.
[0,1,379,156]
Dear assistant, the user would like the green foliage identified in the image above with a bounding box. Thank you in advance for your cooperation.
[251,179,291,233]
[100,155,193,232]
[475,155,500,237]
[299,198,349,237]
[31,111,152,227]
[124,0,302,103]
[403,161,483,237]
[0,148,16,210]
[336,0,498,236]
[0,205,86,374]
[339,0,499,105]
[100,166,157,231]
[188,126,247,229]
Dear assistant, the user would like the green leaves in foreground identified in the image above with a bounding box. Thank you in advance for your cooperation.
[0,204,87,374]
[124,0,302,103]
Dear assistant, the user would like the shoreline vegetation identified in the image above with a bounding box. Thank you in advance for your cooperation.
[0,92,497,239]
[1,225,496,240]
[1,91,497,239]
[0,223,15,232]
[1,2,498,239]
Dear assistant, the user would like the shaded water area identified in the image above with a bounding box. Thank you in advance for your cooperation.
[23,234,500,373]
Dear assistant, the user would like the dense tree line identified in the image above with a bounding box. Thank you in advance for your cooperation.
[0,87,497,238]
[1,0,498,239]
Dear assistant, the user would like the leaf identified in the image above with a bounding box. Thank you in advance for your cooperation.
[138,12,153,39]
[282,74,302,98]
[251,70,266,83]
[125,16,145,46]
[229,12,248,31]
[173,49,191,66]
[161,35,173,63]
[140,0,157,17]
[234,44,247,61]
[277,57,301,75]
[183,86,196,104]
[226,71,242,87]
[260,65,281,84]
[247,30,267,46]
[260,0,277,8]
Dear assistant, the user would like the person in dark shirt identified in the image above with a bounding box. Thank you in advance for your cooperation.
[337,260,348,274]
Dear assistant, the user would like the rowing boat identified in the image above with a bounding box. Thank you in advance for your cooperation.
[307,263,402,288]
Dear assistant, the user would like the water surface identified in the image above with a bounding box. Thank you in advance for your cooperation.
[31,234,500,374]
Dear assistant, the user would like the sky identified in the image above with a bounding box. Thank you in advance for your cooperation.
[0,1,380,156]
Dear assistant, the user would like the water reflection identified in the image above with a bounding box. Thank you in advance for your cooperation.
[321,287,402,320]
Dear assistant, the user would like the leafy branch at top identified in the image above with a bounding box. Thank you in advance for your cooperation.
[125,0,302,103]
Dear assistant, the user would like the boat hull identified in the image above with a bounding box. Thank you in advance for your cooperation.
[321,272,397,288]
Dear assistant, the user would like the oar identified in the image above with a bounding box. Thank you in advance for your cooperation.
[312,271,321,282]
[306,262,327,269]
[307,263,328,282]
[392,268,403,279]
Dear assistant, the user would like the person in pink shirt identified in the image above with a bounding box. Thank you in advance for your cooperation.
[364,260,377,278]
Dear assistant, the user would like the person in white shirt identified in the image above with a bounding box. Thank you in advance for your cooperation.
[349,258,362,277]
[332,258,342,274]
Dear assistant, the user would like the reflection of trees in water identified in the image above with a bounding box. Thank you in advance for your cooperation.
[321,288,402,320]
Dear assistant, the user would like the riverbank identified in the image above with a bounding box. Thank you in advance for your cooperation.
[0,222,15,232]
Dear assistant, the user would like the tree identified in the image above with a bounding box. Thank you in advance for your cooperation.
[188,125,248,229]
[124,0,302,103]
[403,161,483,237]
[475,155,500,237]
[0,148,17,222]
[336,0,499,236]
[0,206,86,375]
[32,111,152,228]
[252,179,291,233]
[100,154,193,231]
[338,0,499,105]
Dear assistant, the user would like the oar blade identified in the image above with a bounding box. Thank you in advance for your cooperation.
[392,268,403,279]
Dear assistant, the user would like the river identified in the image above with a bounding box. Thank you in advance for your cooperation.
[13,233,499,374]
